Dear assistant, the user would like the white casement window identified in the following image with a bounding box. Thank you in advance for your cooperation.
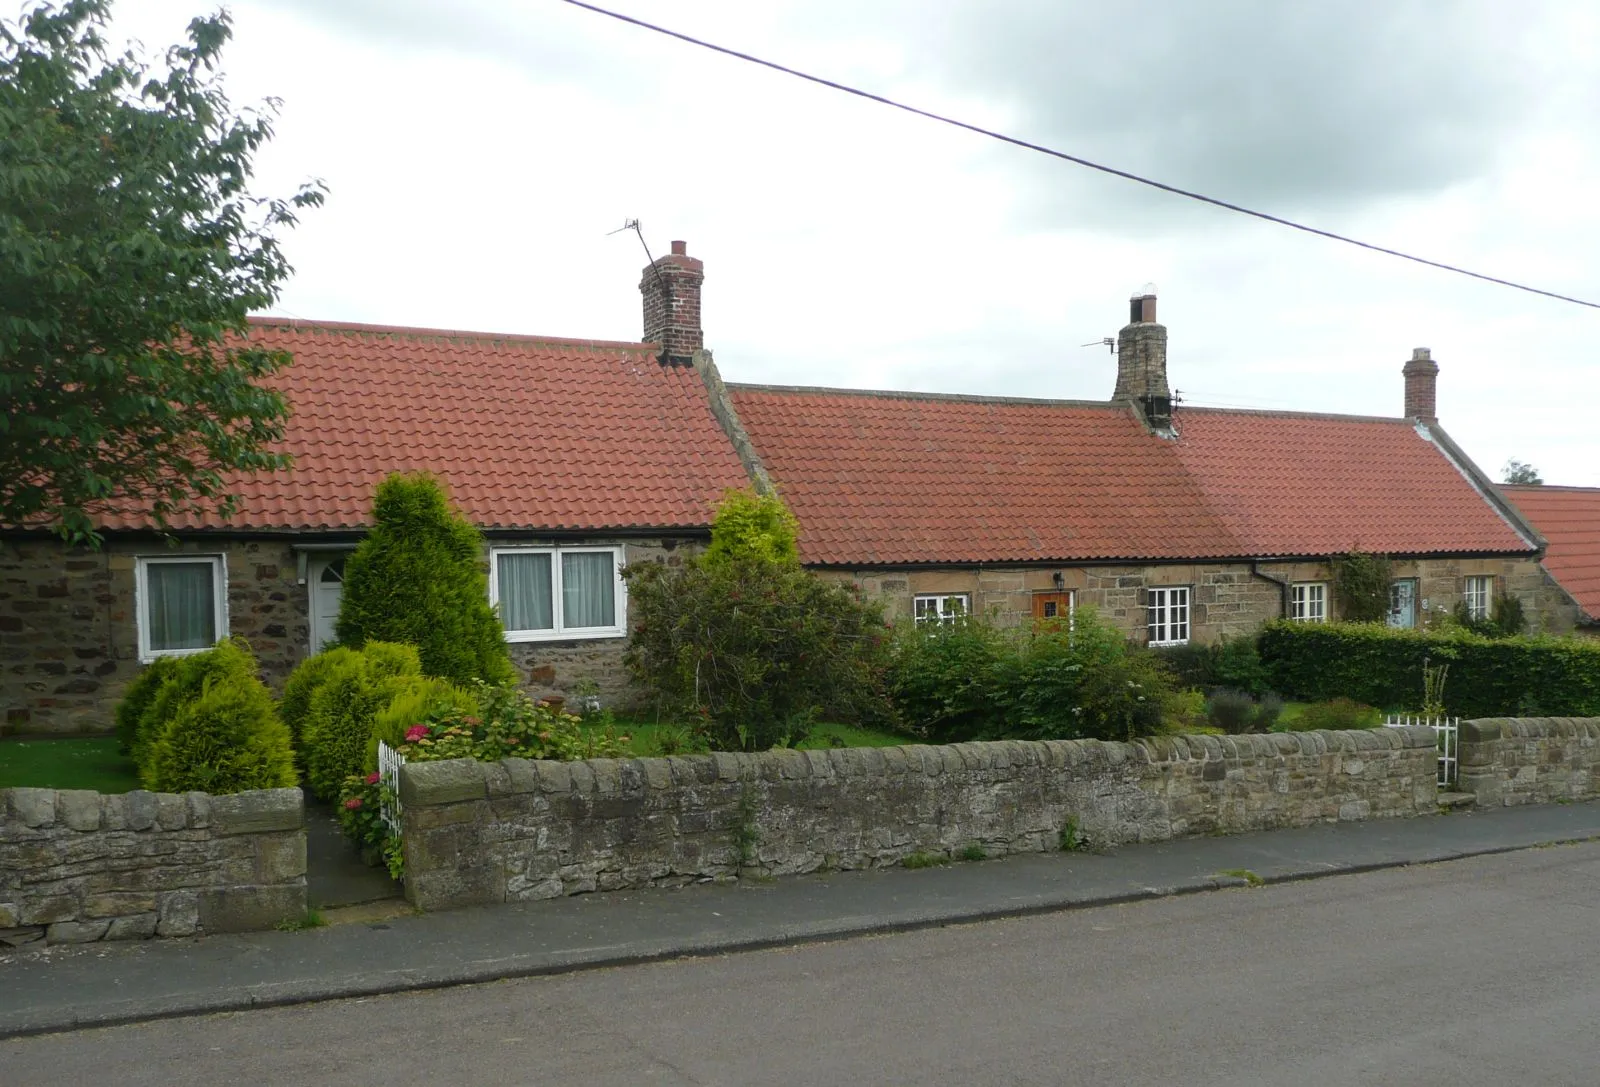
[490,546,627,641]
[135,555,227,662]
[913,593,970,626]
[1463,575,1492,621]
[1290,582,1327,623]
[1147,586,1190,646]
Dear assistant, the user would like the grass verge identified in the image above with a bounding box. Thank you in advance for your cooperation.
[0,736,141,793]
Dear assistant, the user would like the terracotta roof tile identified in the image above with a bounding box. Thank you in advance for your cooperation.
[728,386,1534,566]
[1502,485,1600,621]
[100,320,750,533]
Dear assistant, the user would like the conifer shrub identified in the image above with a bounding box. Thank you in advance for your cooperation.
[336,472,517,687]
[299,641,423,800]
[279,645,361,750]
[142,673,296,794]
[130,638,259,770]
[114,656,182,755]
[365,675,479,772]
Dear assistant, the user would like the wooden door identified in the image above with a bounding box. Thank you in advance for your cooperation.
[1032,592,1073,623]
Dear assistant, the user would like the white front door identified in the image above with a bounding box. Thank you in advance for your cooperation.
[307,555,346,655]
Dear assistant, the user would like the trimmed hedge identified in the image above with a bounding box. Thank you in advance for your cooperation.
[128,639,259,768]
[279,645,361,749]
[143,674,296,794]
[1258,621,1600,718]
[299,641,422,799]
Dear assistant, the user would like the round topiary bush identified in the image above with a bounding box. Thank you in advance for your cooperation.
[336,473,517,687]
[142,674,296,795]
[114,656,182,755]
[279,645,361,750]
[299,642,422,800]
[131,638,260,771]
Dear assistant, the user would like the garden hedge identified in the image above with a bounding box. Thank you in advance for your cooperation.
[1258,621,1600,718]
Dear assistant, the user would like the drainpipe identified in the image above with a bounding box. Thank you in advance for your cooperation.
[1249,560,1290,620]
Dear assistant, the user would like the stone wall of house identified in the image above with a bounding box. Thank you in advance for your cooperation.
[1,536,307,736]
[0,786,305,948]
[1458,717,1600,806]
[398,727,1437,910]
[826,554,1551,643]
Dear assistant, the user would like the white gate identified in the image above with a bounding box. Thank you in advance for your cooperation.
[376,739,406,834]
[1384,715,1458,788]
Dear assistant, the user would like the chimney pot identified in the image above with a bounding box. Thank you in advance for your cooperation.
[670,240,687,256]
[1402,346,1439,424]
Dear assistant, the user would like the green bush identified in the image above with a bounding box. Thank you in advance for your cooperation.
[1206,688,1257,733]
[336,473,517,688]
[279,646,361,750]
[114,656,182,755]
[131,639,259,770]
[1150,641,1218,690]
[887,617,1016,743]
[624,492,893,752]
[1331,553,1392,623]
[142,673,296,794]
[1213,636,1269,695]
[704,488,800,568]
[1259,621,1600,718]
[299,641,422,800]
[366,675,478,771]
[1277,697,1382,732]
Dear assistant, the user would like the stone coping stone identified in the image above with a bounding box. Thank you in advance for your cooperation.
[1461,717,1600,743]
[1,785,302,833]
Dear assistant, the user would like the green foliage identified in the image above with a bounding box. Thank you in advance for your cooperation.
[1502,459,1542,485]
[1259,620,1600,718]
[131,638,258,770]
[0,1,323,543]
[623,551,893,752]
[1149,635,1267,695]
[366,676,477,771]
[1206,688,1284,733]
[901,851,949,869]
[704,488,800,568]
[1454,596,1527,638]
[299,641,422,800]
[890,609,1183,744]
[392,681,630,764]
[1275,697,1382,732]
[113,657,181,754]
[959,844,987,862]
[1059,816,1082,852]
[1331,553,1392,623]
[336,771,403,881]
[142,671,295,794]
[336,473,517,688]
[278,646,360,750]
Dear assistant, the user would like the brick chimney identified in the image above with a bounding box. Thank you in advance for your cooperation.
[1113,286,1171,428]
[640,240,704,363]
[1402,347,1438,424]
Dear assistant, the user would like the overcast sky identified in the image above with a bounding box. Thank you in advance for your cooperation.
[110,0,1599,485]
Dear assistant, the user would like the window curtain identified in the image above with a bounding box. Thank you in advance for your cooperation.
[147,562,216,651]
[498,553,553,631]
[562,552,615,628]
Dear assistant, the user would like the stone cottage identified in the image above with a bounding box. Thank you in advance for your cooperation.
[1500,484,1600,636]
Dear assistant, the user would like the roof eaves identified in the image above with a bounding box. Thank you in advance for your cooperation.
[1422,423,1545,553]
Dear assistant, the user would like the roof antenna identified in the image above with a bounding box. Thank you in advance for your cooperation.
[609,218,672,364]
[1081,337,1116,354]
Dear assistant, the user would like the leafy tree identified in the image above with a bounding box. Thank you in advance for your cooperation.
[336,473,517,687]
[0,1,323,543]
[1502,459,1542,485]
[624,490,893,751]
[1331,552,1392,623]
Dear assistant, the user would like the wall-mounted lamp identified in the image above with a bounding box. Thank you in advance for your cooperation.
[1052,571,1065,591]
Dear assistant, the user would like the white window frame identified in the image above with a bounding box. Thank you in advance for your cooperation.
[913,593,970,626]
[1147,586,1190,646]
[1463,575,1492,621]
[135,554,228,663]
[489,545,628,642]
[1290,582,1327,623]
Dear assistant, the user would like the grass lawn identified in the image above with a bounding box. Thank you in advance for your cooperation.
[587,717,916,757]
[0,737,141,793]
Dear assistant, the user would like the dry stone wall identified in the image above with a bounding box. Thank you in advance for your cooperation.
[0,786,305,948]
[1458,717,1600,806]
[399,728,1437,911]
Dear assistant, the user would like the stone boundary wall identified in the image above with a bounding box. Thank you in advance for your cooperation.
[0,786,305,949]
[399,728,1438,911]
[1459,717,1600,806]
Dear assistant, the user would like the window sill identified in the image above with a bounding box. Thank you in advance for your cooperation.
[1148,639,1190,647]
[503,628,626,644]
[138,646,215,665]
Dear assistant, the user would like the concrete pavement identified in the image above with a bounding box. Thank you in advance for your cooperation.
[3,799,1600,1040]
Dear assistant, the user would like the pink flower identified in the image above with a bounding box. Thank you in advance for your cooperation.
[343,797,363,811]
[404,725,430,742]
[365,772,381,785]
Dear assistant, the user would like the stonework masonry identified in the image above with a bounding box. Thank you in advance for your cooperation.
[398,727,1437,911]
[0,786,305,948]
[1459,717,1600,806]
[2,533,700,735]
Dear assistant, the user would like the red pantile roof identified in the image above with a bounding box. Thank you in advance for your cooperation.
[100,320,750,533]
[1502,485,1600,621]
[727,386,1536,566]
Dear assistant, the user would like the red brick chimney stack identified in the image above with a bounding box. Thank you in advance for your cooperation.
[641,240,704,362]
[1402,347,1438,424]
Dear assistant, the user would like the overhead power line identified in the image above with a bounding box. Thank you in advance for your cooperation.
[563,0,1600,312]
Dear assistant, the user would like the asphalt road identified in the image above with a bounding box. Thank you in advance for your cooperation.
[6,843,1600,1086]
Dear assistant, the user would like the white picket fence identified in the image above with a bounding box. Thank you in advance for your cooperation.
[376,739,406,835]
[1383,715,1458,788]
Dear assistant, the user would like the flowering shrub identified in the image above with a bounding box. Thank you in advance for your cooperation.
[337,769,402,879]
[395,682,630,764]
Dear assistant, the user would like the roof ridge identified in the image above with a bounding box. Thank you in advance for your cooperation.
[247,316,654,353]
[1177,405,1406,424]
[726,382,1127,410]
[1502,483,1600,494]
